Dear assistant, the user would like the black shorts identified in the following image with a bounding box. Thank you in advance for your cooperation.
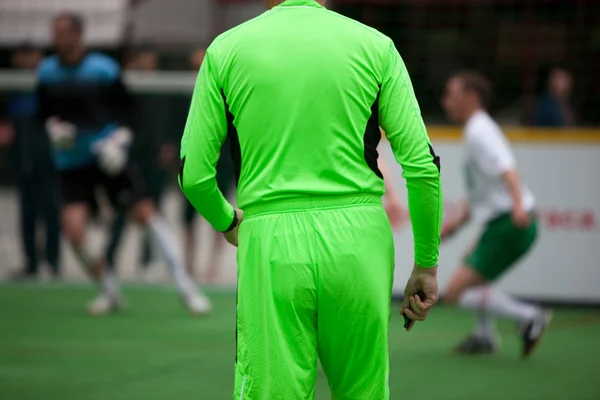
[58,164,146,211]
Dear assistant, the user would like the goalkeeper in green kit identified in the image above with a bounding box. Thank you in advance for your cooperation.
[180,0,442,398]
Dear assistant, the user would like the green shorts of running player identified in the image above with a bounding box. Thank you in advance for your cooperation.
[233,195,395,400]
[465,212,538,281]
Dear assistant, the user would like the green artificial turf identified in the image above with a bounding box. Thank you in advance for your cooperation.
[1,284,599,400]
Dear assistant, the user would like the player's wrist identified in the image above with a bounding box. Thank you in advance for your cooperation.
[413,264,438,274]
[223,209,240,233]
[513,201,524,211]
[512,205,526,219]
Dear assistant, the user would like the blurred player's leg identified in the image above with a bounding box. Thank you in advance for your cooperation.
[472,312,499,350]
[140,231,153,270]
[91,269,124,314]
[59,167,95,272]
[134,200,211,315]
[99,164,211,315]
[62,204,92,270]
[105,210,127,272]
[62,202,125,315]
[446,215,551,357]
[99,212,127,314]
[446,270,500,354]
[456,283,551,357]
[60,166,124,315]
[139,167,167,270]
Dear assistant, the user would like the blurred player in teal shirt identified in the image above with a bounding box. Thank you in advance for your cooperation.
[39,13,209,316]
[180,1,443,398]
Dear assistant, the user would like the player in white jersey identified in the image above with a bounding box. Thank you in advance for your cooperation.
[441,72,551,358]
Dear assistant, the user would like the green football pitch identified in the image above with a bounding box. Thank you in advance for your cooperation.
[1,284,599,400]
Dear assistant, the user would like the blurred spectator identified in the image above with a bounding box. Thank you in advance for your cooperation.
[182,48,235,283]
[534,68,576,127]
[105,45,178,275]
[11,44,43,71]
[8,44,60,279]
[0,118,13,148]
[189,48,206,72]
[124,44,159,71]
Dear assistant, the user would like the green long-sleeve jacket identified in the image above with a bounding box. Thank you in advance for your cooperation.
[180,0,442,267]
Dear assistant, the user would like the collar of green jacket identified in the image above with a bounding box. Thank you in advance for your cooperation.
[276,0,325,9]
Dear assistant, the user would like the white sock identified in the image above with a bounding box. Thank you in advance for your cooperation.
[147,215,197,296]
[100,269,120,298]
[459,286,539,324]
[474,313,498,340]
[457,286,499,341]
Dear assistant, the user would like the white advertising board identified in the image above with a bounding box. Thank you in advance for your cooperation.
[380,137,600,303]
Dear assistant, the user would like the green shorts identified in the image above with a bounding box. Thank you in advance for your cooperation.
[234,195,394,400]
[465,213,538,281]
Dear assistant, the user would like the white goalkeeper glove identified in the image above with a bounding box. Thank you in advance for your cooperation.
[45,117,76,149]
[92,127,133,176]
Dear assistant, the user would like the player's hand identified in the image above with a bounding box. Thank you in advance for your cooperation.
[511,205,531,228]
[46,117,76,149]
[401,265,439,332]
[93,127,133,176]
[223,209,243,247]
[384,194,403,230]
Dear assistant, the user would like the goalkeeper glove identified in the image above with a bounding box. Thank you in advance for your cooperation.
[92,127,133,176]
[45,117,76,149]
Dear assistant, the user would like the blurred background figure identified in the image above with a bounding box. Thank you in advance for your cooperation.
[124,44,160,71]
[7,44,60,280]
[105,44,179,279]
[440,71,550,357]
[11,44,43,71]
[182,48,235,283]
[189,48,206,75]
[38,12,209,315]
[534,68,575,127]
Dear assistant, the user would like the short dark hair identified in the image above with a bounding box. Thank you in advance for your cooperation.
[54,12,84,33]
[453,71,493,109]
